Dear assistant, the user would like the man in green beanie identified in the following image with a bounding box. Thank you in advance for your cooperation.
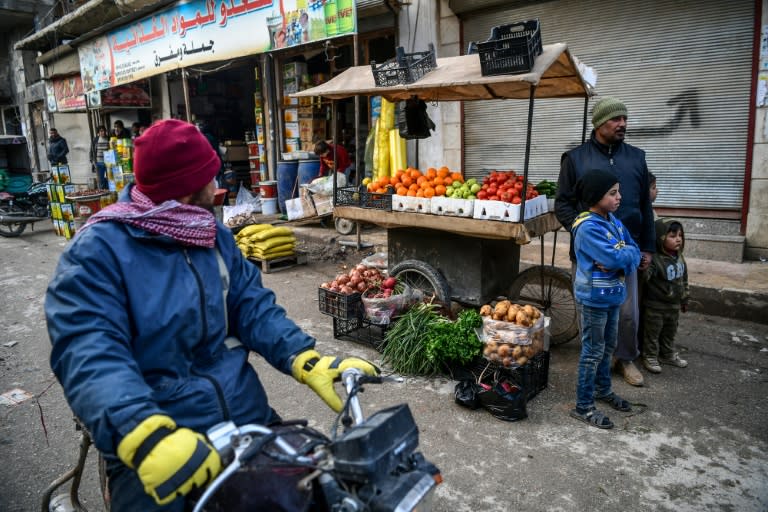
[555,96,655,387]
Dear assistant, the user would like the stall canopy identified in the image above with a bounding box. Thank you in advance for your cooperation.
[292,43,592,101]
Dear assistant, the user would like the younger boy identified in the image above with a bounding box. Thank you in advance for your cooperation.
[570,169,642,429]
[641,219,689,373]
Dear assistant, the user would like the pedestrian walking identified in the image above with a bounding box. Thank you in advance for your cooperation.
[555,97,656,387]
[90,125,110,189]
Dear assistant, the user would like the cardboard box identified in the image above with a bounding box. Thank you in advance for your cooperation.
[284,108,299,122]
[223,145,249,161]
[284,122,300,139]
[299,118,326,142]
[283,62,307,80]
[283,95,298,106]
[284,138,300,153]
[312,193,333,216]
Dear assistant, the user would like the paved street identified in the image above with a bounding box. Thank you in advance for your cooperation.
[1,225,766,511]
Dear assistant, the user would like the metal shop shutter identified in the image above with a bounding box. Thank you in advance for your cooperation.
[462,0,754,210]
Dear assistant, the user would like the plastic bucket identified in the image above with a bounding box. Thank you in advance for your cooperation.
[260,180,277,198]
[276,160,299,214]
[262,197,278,215]
[297,159,321,185]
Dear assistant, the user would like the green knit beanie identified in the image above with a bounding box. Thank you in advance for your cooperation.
[591,97,628,128]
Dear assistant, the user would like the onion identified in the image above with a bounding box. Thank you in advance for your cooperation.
[330,280,339,288]
[337,275,350,285]
[330,285,340,293]
[340,285,354,295]
[349,270,362,281]
[356,281,367,292]
[349,276,362,287]
[320,282,330,289]
[355,264,368,272]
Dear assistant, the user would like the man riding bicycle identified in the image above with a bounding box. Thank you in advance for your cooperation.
[45,119,378,511]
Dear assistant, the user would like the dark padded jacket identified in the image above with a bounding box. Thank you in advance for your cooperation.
[555,131,655,260]
[45,189,314,457]
[642,218,689,310]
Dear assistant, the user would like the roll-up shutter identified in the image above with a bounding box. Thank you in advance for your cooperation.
[462,0,754,210]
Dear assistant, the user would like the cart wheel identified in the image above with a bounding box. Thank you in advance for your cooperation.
[0,205,27,237]
[509,266,578,345]
[335,218,356,235]
[389,260,451,308]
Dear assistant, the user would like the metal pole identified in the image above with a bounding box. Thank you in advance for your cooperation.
[582,96,589,143]
[520,84,536,221]
[331,99,337,204]
[353,33,361,246]
[181,69,192,123]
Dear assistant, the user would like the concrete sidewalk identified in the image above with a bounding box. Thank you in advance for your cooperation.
[290,223,768,324]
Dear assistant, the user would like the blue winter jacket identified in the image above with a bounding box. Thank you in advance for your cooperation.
[571,211,641,308]
[45,196,315,457]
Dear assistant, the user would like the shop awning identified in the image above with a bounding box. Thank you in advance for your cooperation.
[292,43,592,101]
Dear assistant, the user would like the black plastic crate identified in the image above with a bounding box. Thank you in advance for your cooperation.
[371,43,437,87]
[333,317,390,352]
[318,288,362,319]
[334,186,393,211]
[465,351,550,402]
[476,19,542,76]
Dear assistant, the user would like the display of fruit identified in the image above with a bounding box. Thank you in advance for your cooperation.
[367,167,464,198]
[476,170,538,204]
[320,264,386,295]
[535,179,558,197]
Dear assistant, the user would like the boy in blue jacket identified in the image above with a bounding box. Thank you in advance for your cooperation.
[570,169,641,429]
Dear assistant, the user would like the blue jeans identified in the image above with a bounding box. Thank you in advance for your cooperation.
[95,162,108,189]
[576,304,619,411]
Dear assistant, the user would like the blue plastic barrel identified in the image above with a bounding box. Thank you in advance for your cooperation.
[297,159,321,185]
[277,160,299,214]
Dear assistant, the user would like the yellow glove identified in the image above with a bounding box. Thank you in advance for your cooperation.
[117,415,222,505]
[292,349,380,412]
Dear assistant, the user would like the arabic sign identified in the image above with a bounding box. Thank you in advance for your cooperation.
[77,0,357,93]
[46,75,87,112]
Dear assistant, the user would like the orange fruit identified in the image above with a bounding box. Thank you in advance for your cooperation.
[416,189,424,197]
[401,175,413,187]
[424,187,435,198]
[390,176,400,186]
[426,167,437,179]
[417,176,428,186]
[432,177,443,187]
[435,184,446,196]
[443,176,454,186]
[407,189,417,197]
[409,169,422,179]
[409,183,420,191]
[396,186,408,196]
[437,167,449,178]
[451,172,464,183]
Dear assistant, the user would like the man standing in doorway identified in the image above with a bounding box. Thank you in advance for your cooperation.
[555,97,655,387]
[113,120,131,139]
[47,128,69,167]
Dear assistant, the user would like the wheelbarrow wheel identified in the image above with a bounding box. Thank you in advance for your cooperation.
[389,260,451,309]
[335,217,356,235]
[509,266,578,345]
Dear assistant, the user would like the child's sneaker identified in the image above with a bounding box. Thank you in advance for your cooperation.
[642,356,661,373]
[659,352,688,368]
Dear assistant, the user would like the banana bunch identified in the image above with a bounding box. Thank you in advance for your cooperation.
[235,224,296,260]
[372,98,406,180]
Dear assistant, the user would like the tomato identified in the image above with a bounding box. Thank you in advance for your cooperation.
[476,190,488,200]
[489,195,500,201]
[514,181,523,191]
[512,196,522,204]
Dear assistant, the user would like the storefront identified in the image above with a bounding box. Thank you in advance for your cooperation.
[452,0,755,218]
[75,0,398,199]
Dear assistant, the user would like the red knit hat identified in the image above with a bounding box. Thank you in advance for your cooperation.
[134,119,219,203]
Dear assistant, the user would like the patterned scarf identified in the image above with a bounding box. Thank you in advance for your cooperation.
[78,186,217,247]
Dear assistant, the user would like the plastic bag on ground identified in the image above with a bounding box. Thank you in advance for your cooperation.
[360,252,388,270]
[307,174,347,195]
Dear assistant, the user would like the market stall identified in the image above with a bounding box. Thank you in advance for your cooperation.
[294,42,592,345]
